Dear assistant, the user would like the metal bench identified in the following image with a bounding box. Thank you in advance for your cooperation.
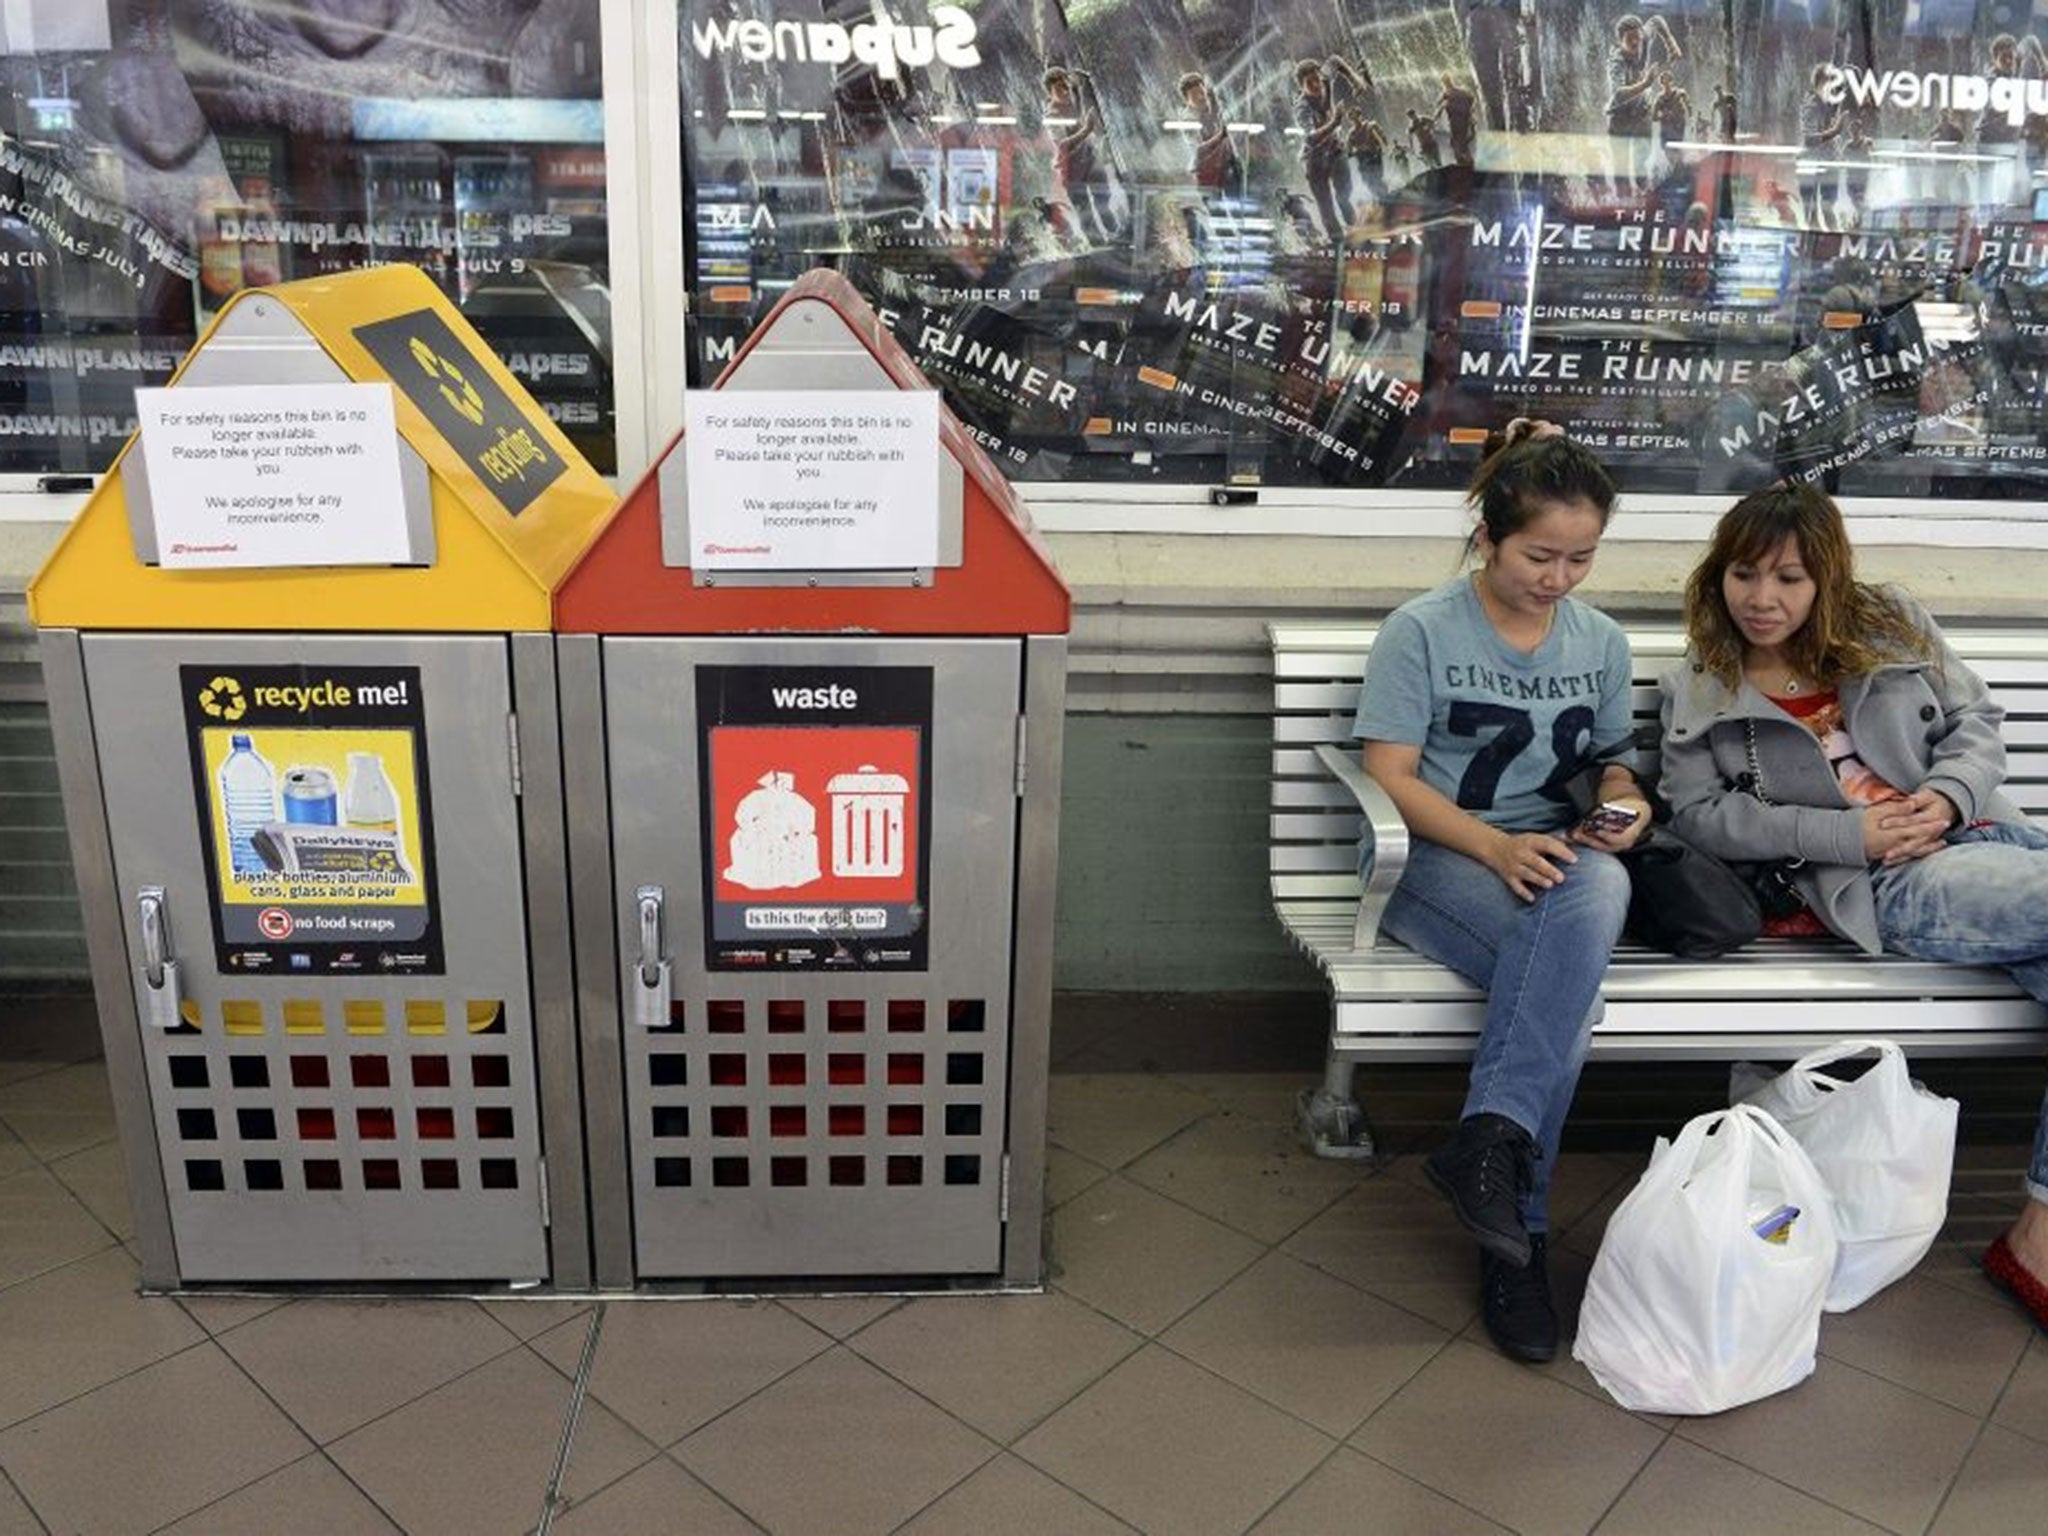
[1270,622,2048,1158]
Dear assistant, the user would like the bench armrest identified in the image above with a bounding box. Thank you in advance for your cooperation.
[1312,743,1409,951]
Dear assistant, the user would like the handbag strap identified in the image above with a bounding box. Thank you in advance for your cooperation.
[1743,718,1775,807]
[1742,717,1808,873]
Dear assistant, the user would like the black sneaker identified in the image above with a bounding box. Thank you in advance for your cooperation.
[1481,1236,1558,1364]
[1424,1113,1535,1266]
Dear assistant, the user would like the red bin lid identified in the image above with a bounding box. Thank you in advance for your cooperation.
[556,270,1069,636]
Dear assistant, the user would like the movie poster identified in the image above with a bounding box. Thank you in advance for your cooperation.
[0,1,611,475]
[678,0,2048,507]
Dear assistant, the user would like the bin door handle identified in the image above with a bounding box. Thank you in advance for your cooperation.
[634,885,671,1031]
[136,887,184,1030]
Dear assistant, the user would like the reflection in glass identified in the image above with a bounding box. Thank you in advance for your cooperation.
[675,0,2048,505]
[0,0,611,475]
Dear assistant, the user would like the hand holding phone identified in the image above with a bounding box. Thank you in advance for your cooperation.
[1577,801,1641,838]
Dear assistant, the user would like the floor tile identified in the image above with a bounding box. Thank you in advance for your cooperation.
[1162,1252,1450,1437]
[0,1342,311,1536]
[219,1298,521,1443]
[1679,1359,1979,1535]
[1247,1446,1511,1536]
[1350,1341,1663,1536]
[850,1290,1141,1443]
[1540,1152,1645,1239]
[1919,1235,2004,1300]
[548,1453,762,1536]
[1280,1175,1479,1332]
[1124,1103,1369,1243]
[1927,1423,2048,1536]
[1167,1072,1325,1125]
[675,1347,994,1536]
[1988,1334,2048,1445]
[329,1347,654,1536]
[154,1452,401,1535]
[1465,1240,1673,1425]
[777,1295,902,1340]
[0,1060,115,1163]
[1045,1146,1111,1209]
[478,1296,594,1343]
[1048,1175,1264,1335]
[896,1453,1138,1536]
[0,1471,39,1536]
[1817,1273,2032,1416]
[0,1166,117,1291]
[530,1299,829,1447]
[175,1292,290,1336]
[1591,1438,1885,1536]
[0,1246,202,1430]
[45,1139,130,1242]
[0,1124,30,1181]
[1014,1344,1332,1536]
[1045,1074,1213,1169]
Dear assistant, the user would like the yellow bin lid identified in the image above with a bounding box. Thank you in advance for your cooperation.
[29,265,614,633]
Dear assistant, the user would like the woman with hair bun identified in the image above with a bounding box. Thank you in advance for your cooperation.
[1356,420,1648,1362]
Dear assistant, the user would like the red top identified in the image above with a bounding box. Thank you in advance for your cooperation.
[557,271,1069,636]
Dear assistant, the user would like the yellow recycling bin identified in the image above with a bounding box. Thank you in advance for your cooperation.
[31,265,613,1290]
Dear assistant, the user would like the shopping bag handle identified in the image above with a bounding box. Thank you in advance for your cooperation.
[1786,1038,1902,1090]
[1666,1103,1764,1181]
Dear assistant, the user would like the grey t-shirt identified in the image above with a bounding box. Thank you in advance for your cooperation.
[1354,577,1636,832]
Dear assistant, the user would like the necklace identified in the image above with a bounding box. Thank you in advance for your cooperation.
[1471,571,1555,649]
[1747,661,1807,696]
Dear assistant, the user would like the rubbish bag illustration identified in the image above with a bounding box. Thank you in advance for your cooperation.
[724,770,821,890]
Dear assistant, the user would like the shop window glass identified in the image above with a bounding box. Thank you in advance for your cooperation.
[675,1,2048,508]
[0,1,611,477]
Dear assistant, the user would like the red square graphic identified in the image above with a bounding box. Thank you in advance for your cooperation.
[709,726,919,905]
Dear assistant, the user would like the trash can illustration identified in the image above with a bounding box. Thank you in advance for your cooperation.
[557,270,1070,1287]
[828,766,910,880]
[29,266,613,1289]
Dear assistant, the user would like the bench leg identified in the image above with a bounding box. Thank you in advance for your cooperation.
[1298,1054,1375,1159]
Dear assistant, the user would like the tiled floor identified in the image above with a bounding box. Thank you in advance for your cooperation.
[3,989,2047,1536]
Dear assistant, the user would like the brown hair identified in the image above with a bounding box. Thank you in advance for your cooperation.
[1462,422,1618,563]
[1683,483,1931,687]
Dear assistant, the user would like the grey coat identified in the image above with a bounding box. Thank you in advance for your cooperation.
[1658,597,2021,953]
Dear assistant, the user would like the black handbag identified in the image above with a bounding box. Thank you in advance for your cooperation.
[1565,756,1765,959]
[1619,823,1765,959]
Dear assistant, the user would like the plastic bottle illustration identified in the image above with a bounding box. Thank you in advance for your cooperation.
[219,733,277,876]
[343,751,400,833]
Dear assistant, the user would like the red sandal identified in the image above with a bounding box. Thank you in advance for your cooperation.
[1983,1235,2048,1332]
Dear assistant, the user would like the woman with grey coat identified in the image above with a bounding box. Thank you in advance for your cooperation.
[1659,482,2048,1332]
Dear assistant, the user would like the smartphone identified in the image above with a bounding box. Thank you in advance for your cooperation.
[1577,801,1639,837]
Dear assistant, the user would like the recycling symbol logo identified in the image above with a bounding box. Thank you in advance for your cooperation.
[198,676,246,721]
[409,335,487,427]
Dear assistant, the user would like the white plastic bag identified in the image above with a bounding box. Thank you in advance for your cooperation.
[1733,1038,1958,1312]
[1574,1105,1837,1415]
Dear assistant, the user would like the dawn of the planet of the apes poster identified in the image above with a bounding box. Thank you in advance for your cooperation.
[0,1,612,475]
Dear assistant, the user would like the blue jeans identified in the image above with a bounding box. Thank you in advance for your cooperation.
[1871,820,2048,1201]
[1381,838,1631,1232]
